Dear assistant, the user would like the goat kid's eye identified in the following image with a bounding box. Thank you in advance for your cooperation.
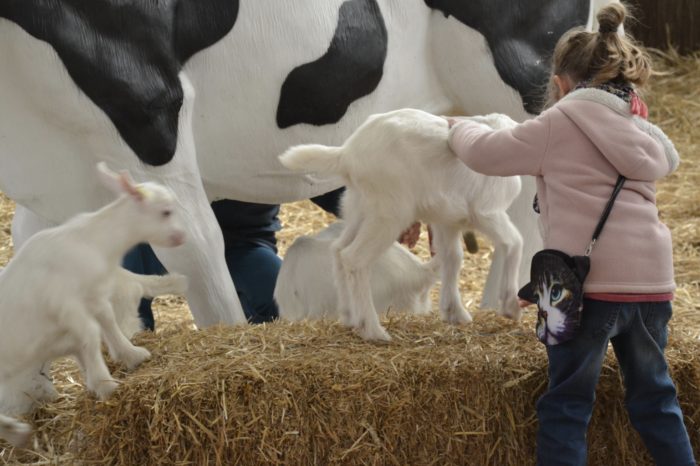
[162,210,172,218]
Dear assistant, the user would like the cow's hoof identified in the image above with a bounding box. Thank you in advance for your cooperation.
[338,308,356,328]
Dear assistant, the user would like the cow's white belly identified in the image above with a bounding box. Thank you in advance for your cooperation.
[0,0,531,220]
[187,0,452,203]
[189,1,531,203]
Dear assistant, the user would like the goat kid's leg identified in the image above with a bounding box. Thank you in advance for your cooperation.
[474,211,523,320]
[0,362,59,420]
[331,218,362,327]
[339,217,402,341]
[73,317,118,400]
[0,414,31,448]
[94,299,151,370]
[482,176,540,308]
[431,224,472,324]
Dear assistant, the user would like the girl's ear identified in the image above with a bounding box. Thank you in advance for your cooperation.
[96,162,144,202]
[553,74,575,100]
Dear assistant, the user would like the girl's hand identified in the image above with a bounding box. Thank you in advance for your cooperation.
[398,222,422,249]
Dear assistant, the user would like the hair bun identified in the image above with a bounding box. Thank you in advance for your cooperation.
[597,3,626,34]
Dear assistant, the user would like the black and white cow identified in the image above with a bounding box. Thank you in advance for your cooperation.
[0,0,614,326]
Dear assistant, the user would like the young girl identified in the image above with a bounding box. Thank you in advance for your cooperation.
[447,4,696,466]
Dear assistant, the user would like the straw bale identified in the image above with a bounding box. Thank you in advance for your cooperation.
[0,314,697,466]
[0,53,699,465]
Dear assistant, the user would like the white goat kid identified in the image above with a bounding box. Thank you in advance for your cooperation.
[0,268,186,448]
[280,109,523,341]
[275,222,436,321]
[0,163,185,445]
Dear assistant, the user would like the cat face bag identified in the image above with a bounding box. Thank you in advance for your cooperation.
[519,176,625,346]
[518,250,590,345]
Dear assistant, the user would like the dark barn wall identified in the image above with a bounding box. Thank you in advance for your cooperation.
[628,0,699,54]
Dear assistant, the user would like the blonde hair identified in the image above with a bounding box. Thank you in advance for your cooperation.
[547,3,651,102]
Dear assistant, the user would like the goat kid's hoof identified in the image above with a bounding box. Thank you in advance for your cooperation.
[498,297,523,321]
[442,306,473,325]
[92,378,119,401]
[357,324,392,342]
[122,346,152,371]
[0,418,32,448]
[32,380,58,403]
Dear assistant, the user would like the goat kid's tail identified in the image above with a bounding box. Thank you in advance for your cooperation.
[279,144,344,176]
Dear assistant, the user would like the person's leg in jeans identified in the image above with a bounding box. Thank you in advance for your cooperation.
[536,299,621,466]
[223,240,281,324]
[610,301,696,466]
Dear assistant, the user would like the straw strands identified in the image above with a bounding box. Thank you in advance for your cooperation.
[1,53,699,465]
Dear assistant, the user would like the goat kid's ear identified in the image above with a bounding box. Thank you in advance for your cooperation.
[96,162,123,195]
[96,162,144,202]
[117,171,145,203]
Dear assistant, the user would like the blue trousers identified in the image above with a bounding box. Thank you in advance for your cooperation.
[536,299,695,466]
[122,241,281,328]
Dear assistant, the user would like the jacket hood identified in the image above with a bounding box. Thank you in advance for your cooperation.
[556,88,679,178]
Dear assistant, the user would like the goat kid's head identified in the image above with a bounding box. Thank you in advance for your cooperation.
[96,162,186,248]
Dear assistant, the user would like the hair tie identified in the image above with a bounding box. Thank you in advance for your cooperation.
[599,24,618,34]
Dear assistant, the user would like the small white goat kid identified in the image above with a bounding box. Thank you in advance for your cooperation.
[275,222,436,321]
[0,163,186,446]
[280,109,523,341]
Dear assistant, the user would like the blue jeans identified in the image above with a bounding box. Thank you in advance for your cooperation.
[536,299,695,466]
[122,241,281,328]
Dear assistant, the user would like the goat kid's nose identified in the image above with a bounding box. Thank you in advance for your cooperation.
[170,231,186,247]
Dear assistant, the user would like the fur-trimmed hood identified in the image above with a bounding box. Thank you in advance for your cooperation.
[558,88,679,177]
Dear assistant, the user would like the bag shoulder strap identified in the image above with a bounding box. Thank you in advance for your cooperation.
[585,175,626,256]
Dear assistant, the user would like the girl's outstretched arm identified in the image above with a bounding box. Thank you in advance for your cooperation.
[447,110,553,177]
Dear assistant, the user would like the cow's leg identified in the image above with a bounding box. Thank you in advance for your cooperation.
[11,204,56,251]
[473,211,523,320]
[481,176,539,309]
[431,223,472,325]
[136,73,246,327]
[337,215,401,342]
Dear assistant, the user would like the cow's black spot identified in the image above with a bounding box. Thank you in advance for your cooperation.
[424,0,590,114]
[276,0,388,129]
[1,0,238,166]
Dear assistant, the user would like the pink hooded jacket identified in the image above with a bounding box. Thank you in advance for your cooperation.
[448,88,680,294]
